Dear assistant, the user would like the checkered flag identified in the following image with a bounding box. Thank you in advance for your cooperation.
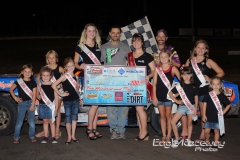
[120,16,158,53]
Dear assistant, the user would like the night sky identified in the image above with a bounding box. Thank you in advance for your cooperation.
[0,1,239,36]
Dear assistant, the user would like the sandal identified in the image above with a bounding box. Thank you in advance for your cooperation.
[165,137,171,143]
[55,131,62,139]
[31,138,37,143]
[86,128,97,140]
[13,140,20,144]
[160,137,167,143]
[35,131,45,138]
[72,138,79,142]
[93,129,102,138]
[65,141,71,145]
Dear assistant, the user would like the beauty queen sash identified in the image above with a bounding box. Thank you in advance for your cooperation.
[83,45,101,65]
[155,66,173,101]
[209,91,225,136]
[175,82,195,113]
[127,52,153,100]
[17,78,33,99]
[191,57,209,87]
[38,85,56,123]
[64,73,77,92]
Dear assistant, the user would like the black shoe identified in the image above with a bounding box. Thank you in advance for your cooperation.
[52,137,58,144]
[135,133,149,141]
[41,137,48,143]
[72,138,79,142]
[93,129,103,138]
[86,128,97,140]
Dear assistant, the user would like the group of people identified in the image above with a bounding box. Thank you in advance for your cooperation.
[10,23,231,147]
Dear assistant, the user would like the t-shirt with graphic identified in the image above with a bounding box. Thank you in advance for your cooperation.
[130,52,154,74]
[101,41,131,66]
[202,92,230,123]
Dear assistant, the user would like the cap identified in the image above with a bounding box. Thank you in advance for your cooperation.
[156,29,168,36]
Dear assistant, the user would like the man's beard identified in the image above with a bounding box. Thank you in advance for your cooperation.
[111,37,120,42]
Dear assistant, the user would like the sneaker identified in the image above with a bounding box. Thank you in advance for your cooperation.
[110,129,118,139]
[41,137,48,143]
[118,133,126,139]
[52,138,58,144]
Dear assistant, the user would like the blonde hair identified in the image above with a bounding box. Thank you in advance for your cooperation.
[209,76,224,93]
[159,49,172,65]
[190,39,209,59]
[77,23,101,50]
[45,50,59,65]
[19,64,34,80]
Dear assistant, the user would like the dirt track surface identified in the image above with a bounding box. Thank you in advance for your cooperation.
[0,117,240,160]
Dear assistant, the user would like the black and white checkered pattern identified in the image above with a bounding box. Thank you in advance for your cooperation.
[120,16,158,53]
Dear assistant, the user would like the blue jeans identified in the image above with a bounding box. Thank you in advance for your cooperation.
[204,122,219,129]
[177,105,193,115]
[106,106,129,133]
[14,100,35,140]
[157,100,173,107]
[198,95,205,102]
[63,99,79,123]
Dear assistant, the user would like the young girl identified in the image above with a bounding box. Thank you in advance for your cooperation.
[10,64,37,144]
[37,66,59,143]
[202,76,231,147]
[52,57,80,145]
[36,50,64,139]
[184,39,225,142]
[152,49,180,143]
[169,66,198,146]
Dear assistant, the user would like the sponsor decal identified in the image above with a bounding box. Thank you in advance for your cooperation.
[127,92,143,103]
[126,70,144,73]
[87,67,102,74]
[101,94,112,99]
[115,92,123,101]
[0,80,14,89]
[86,93,98,99]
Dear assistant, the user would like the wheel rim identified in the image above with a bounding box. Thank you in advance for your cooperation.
[0,105,11,130]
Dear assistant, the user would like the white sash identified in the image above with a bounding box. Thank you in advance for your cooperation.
[38,85,56,123]
[209,91,225,135]
[156,67,173,101]
[65,73,77,91]
[17,78,33,99]
[191,57,209,87]
[83,45,101,65]
[175,82,195,113]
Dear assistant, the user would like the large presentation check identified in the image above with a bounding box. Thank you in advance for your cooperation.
[83,65,147,106]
